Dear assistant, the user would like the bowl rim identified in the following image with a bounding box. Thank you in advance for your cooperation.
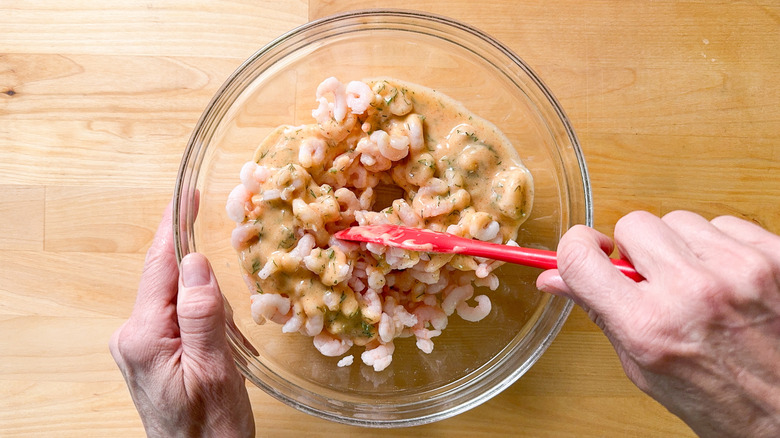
[173,8,592,427]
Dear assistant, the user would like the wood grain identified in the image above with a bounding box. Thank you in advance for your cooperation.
[2,0,778,436]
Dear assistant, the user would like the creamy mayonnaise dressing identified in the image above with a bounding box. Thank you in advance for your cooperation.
[228,77,533,369]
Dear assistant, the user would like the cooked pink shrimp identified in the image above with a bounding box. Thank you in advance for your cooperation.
[298,137,327,168]
[358,186,375,210]
[456,295,492,322]
[289,233,316,260]
[230,222,259,250]
[405,114,425,152]
[282,303,304,333]
[293,198,324,232]
[359,288,383,323]
[378,307,417,343]
[356,131,392,171]
[393,199,423,227]
[304,312,324,336]
[303,247,352,286]
[468,214,500,241]
[345,80,373,114]
[413,327,441,354]
[312,97,330,123]
[250,293,291,325]
[240,161,261,193]
[381,134,410,161]
[334,187,360,213]
[337,355,354,367]
[365,264,386,290]
[474,273,500,291]
[411,178,449,217]
[413,304,448,331]
[442,284,474,316]
[409,267,440,285]
[315,77,347,123]
[361,342,395,372]
[226,183,251,223]
[313,332,353,357]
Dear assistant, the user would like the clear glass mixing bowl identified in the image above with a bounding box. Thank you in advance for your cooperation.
[174,9,591,427]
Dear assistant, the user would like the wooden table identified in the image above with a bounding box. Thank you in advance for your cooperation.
[2,1,777,436]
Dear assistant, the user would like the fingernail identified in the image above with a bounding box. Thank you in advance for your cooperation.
[182,253,211,287]
[536,274,567,295]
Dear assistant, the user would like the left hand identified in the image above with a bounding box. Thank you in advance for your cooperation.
[109,201,255,437]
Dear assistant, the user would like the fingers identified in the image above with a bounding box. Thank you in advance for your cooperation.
[613,211,701,281]
[177,253,232,363]
[710,215,780,255]
[134,200,180,314]
[540,225,637,319]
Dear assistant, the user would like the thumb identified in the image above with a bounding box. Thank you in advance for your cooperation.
[550,225,639,323]
[177,253,231,360]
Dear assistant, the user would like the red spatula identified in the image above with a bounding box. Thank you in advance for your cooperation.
[334,224,643,282]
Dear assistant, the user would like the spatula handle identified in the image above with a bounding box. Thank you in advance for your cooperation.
[462,239,644,282]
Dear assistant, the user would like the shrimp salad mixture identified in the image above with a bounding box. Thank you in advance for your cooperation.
[227,77,533,371]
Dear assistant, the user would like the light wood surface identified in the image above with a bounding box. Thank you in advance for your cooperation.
[2,1,778,436]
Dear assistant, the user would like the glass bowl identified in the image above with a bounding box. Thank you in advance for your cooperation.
[174,9,591,428]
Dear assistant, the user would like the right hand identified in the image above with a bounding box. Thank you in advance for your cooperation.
[537,211,780,437]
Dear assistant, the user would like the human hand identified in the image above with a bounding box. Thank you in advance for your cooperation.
[537,211,780,438]
[109,201,255,437]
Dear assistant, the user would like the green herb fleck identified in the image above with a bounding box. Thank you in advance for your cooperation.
[384,89,398,104]
[360,321,373,337]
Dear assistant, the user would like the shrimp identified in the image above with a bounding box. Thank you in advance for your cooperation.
[413,328,441,354]
[405,114,425,152]
[313,332,353,357]
[466,211,500,241]
[345,80,373,114]
[474,273,500,291]
[409,268,440,285]
[358,186,375,210]
[356,131,392,171]
[380,134,410,161]
[298,137,327,169]
[337,355,354,367]
[441,284,474,316]
[378,306,417,343]
[413,304,448,331]
[311,97,330,124]
[492,167,534,221]
[314,77,347,123]
[358,288,382,324]
[378,313,395,344]
[293,198,324,232]
[361,341,395,372]
[393,198,423,227]
[282,303,304,333]
[386,114,424,153]
[303,247,352,286]
[226,183,251,223]
[456,295,492,322]
[240,161,261,194]
[411,178,450,218]
[304,312,324,336]
[365,264,386,290]
[250,293,291,325]
[288,233,316,260]
[231,222,259,250]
